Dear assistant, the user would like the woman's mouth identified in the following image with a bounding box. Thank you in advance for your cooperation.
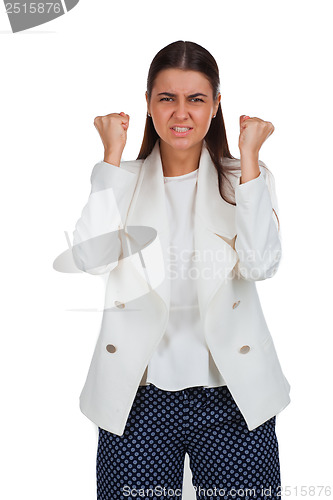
[170,126,193,137]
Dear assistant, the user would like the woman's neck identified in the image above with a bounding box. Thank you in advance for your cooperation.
[159,139,203,177]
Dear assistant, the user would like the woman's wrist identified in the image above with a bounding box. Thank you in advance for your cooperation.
[103,149,123,167]
[239,150,260,184]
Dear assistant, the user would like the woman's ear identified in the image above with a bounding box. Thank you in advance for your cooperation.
[215,93,221,115]
[145,92,150,114]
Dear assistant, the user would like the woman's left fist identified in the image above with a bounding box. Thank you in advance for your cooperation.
[238,115,275,155]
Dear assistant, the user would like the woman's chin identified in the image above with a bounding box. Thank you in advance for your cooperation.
[162,137,198,152]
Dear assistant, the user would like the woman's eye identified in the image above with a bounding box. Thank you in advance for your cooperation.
[159,97,204,102]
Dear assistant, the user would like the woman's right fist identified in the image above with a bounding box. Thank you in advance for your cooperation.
[94,112,130,166]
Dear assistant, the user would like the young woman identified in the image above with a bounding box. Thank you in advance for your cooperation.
[72,40,290,500]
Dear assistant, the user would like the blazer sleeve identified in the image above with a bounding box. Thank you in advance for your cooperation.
[71,160,139,275]
[233,162,282,281]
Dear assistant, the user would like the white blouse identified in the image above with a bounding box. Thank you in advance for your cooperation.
[139,167,227,390]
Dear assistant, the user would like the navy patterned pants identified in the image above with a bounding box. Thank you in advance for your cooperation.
[97,384,280,499]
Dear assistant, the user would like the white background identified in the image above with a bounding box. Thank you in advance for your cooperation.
[0,0,332,498]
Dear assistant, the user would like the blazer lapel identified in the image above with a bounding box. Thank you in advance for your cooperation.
[194,143,238,320]
[125,139,238,322]
[125,140,171,312]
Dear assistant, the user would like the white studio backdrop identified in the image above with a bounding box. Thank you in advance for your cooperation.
[0,0,332,498]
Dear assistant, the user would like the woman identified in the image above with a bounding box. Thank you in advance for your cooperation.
[72,40,290,500]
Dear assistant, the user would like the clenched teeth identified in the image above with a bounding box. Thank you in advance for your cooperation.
[172,127,191,132]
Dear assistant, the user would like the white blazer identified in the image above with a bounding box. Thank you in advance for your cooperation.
[72,139,291,437]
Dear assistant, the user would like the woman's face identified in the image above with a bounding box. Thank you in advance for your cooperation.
[146,68,221,153]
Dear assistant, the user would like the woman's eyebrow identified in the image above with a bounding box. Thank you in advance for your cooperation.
[157,92,208,98]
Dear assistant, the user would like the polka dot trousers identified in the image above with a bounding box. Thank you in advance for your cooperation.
[96,384,280,499]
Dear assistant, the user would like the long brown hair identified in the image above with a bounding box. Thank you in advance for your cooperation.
[137,40,241,205]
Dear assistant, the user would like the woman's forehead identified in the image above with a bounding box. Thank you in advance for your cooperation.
[152,68,212,94]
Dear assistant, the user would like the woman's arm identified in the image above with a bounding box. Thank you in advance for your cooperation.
[72,161,139,275]
[233,161,282,281]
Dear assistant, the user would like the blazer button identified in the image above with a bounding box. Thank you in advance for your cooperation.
[232,300,240,309]
[106,344,117,353]
[239,345,250,354]
[114,300,125,308]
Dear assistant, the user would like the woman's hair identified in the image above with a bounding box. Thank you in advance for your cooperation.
[137,40,242,205]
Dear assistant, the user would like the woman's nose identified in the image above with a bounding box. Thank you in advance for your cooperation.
[173,102,189,119]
